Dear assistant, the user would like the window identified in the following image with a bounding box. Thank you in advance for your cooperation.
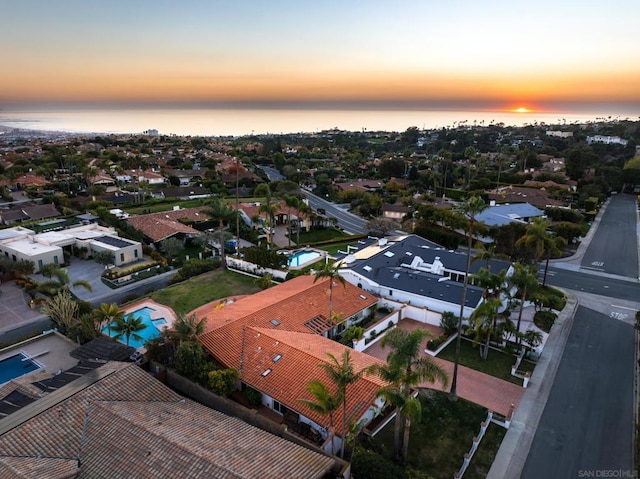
[134,249,139,258]
[120,253,125,262]
[273,400,289,415]
[38,260,43,270]
[53,256,58,264]
[389,289,393,296]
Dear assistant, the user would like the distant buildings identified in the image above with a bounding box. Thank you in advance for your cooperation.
[586,135,628,146]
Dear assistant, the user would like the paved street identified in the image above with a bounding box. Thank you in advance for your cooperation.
[512,194,638,478]
[521,307,634,478]
[580,194,639,278]
[303,190,369,234]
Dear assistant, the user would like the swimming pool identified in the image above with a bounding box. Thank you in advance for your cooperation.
[288,250,322,267]
[102,307,166,349]
[0,353,41,384]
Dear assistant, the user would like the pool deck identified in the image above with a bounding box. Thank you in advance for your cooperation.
[0,332,79,384]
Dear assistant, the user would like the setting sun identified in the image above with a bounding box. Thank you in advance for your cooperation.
[513,107,531,113]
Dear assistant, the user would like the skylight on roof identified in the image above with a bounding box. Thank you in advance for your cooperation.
[384,251,395,257]
[270,319,280,326]
[405,252,412,256]
[273,354,282,362]
[261,368,272,377]
[363,265,372,272]
[393,272,400,279]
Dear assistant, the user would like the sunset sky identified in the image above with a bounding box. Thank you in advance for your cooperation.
[1,0,639,111]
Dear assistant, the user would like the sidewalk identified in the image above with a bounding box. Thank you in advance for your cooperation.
[487,293,579,478]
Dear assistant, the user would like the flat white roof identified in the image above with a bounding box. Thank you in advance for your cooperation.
[0,227,35,241]
[3,238,61,255]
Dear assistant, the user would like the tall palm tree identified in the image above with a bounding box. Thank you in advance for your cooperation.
[313,262,347,339]
[206,198,236,270]
[258,187,278,249]
[284,195,301,248]
[318,350,364,459]
[449,196,487,401]
[471,297,503,360]
[368,328,448,464]
[111,314,147,347]
[516,217,566,286]
[298,379,342,454]
[94,302,123,337]
[510,263,539,348]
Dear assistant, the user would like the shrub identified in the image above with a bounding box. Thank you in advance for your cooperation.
[534,310,557,333]
[207,368,239,397]
[440,311,458,336]
[244,386,263,407]
[427,336,445,351]
[170,258,220,284]
[351,447,404,479]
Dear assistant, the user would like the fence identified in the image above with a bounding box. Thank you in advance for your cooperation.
[225,257,288,281]
[454,411,493,478]
[352,310,400,352]
[379,298,444,327]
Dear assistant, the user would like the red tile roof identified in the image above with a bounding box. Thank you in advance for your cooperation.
[195,275,383,434]
[126,206,208,242]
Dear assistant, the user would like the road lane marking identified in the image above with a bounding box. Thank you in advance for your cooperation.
[612,304,636,310]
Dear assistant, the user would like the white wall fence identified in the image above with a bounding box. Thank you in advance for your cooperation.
[353,310,400,352]
[454,411,493,479]
[510,349,532,387]
[225,257,288,281]
[353,298,447,352]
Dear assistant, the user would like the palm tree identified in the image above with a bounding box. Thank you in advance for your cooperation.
[313,262,347,339]
[318,351,364,459]
[207,198,236,270]
[510,263,539,348]
[171,313,207,345]
[368,328,448,464]
[36,264,93,297]
[471,297,503,360]
[449,196,487,401]
[258,186,278,249]
[93,302,123,337]
[298,379,342,454]
[516,217,566,286]
[284,195,301,248]
[111,314,147,347]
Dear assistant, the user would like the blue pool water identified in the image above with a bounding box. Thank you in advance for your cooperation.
[0,353,40,384]
[288,250,322,267]
[102,306,166,349]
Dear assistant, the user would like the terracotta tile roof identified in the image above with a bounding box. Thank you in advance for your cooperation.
[126,206,208,242]
[242,327,386,435]
[195,275,383,434]
[0,363,334,479]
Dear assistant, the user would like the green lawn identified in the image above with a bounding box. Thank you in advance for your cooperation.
[372,391,497,479]
[124,198,207,215]
[295,228,352,245]
[318,242,355,255]
[437,337,525,384]
[150,269,261,315]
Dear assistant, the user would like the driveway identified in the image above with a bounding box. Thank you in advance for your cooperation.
[0,280,47,332]
[364,319,524,417]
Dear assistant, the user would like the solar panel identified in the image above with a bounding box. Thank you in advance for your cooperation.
[94,235,134,248]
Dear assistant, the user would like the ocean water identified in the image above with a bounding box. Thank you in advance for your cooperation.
[1,106,639,137]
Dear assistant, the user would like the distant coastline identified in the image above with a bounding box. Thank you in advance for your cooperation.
[1,106,639,137]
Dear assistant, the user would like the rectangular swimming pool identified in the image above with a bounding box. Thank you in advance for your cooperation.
[0,353,41,384]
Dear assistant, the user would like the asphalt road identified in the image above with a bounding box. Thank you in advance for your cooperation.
[581,194,639,278]
[546,267,640,303]
[521,306,634,479]
[303,190,369,234]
